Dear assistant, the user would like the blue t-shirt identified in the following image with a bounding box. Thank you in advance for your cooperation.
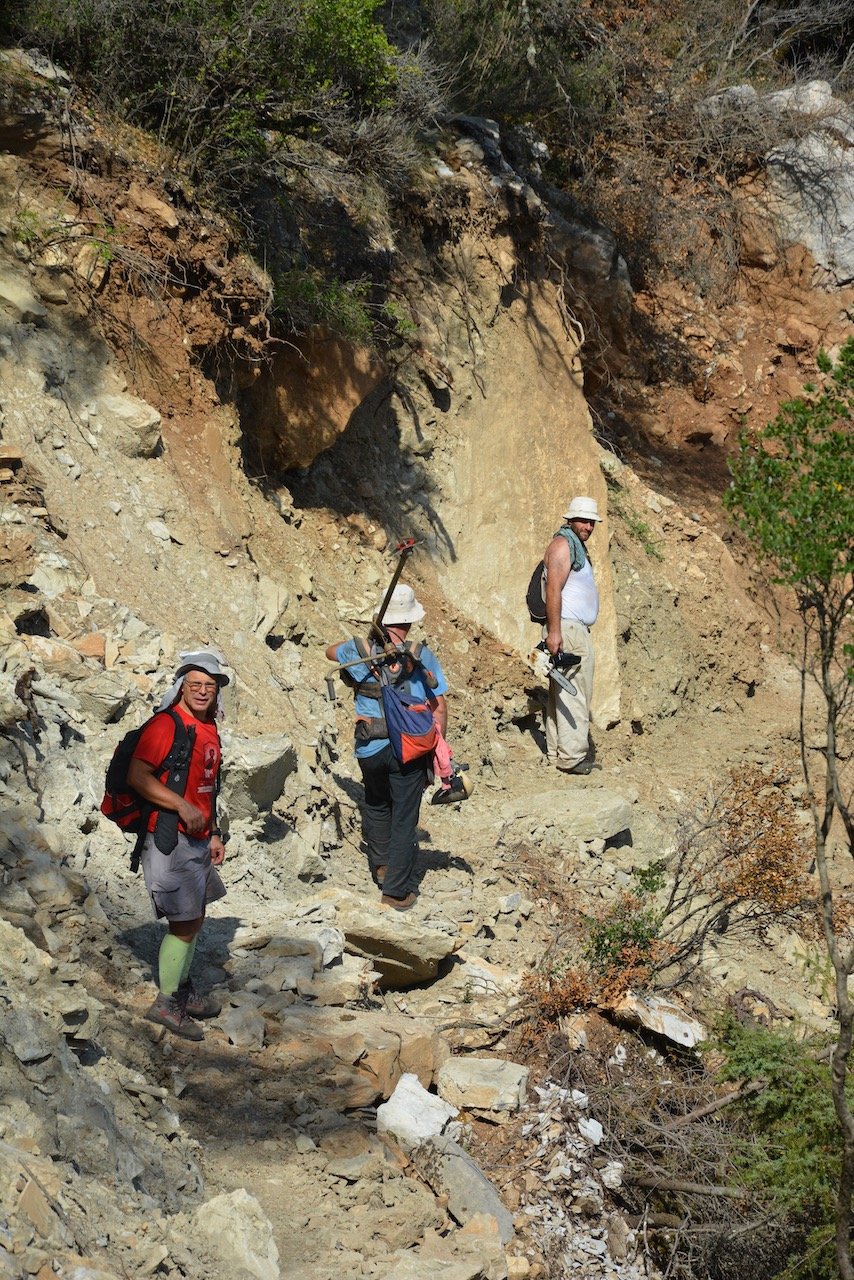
[334,639,448,759]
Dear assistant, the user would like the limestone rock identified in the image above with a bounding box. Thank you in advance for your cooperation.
[295,953,380,1004]
[193,1189,280,1280]
[125,182,179,231]
[436,1058,528,1120]
[412,1135,515,1244]
[611,991,705,1048]
[335,896,461,988]
[387,1217,509,1279]
[252,574,291,639]
[498,787,633,845]
[73,672,131,723]
[221,734,298,819]
[0,273,48,324]
[235,925,344,970]
[96,392,162,458]
[270,1007,449,1107]
[376,1072,459,1146]
[219,1001,266,1049]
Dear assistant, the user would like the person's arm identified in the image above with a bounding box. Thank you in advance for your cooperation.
[430,693,448,736]
[127,757,206,836]
[544,535,571,656]
[325,641,345,661]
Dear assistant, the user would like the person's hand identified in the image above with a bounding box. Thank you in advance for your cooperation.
[209,834,226,865]
[546,629,563,657]
[178,799,206,835]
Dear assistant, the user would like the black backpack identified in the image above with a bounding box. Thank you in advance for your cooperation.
[526,561,548,624]
[100,709,196,871]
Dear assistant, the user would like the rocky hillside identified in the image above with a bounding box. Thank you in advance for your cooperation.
[0,48,850,1280]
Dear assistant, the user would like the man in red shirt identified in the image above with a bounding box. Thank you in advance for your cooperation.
[128,649,229,1040]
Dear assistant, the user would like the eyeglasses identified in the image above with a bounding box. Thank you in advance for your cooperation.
[184,681,218,693]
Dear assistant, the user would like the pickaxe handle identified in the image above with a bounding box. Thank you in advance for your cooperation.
[370,538,416,643]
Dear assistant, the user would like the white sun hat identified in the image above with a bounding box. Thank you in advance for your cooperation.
[379,584,425,625]
[175,648,230,685]
[564,496,602,522]
[158,647,231,719]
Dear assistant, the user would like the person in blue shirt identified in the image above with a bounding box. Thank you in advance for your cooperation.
[326,583,448,911]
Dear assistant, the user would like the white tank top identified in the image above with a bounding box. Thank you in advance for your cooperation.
[560,558,599,626]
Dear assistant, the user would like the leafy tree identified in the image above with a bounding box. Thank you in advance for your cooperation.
[725,338,854,1278]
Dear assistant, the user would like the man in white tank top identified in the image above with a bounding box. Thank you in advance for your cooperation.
[543,495,602,774]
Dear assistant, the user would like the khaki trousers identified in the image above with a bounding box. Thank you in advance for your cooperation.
[544,620,595,770]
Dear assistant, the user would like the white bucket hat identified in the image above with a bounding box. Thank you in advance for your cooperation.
[158,647,230,719]
[564,496,602,522]
[176,648,230,685]
[379,583,425,625]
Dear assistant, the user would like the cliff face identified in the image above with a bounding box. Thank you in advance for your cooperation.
[0,50,848,1280]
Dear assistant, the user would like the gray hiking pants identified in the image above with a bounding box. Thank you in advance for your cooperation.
[544,620,595,770]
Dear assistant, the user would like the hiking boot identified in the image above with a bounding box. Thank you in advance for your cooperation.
[374,864,387,887]
[558,759,601,776]
[381,892,418,912]
[176,981,219,1020]
[145,993,204,1040]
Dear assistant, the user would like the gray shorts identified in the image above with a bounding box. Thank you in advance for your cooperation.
[140,831,227,922]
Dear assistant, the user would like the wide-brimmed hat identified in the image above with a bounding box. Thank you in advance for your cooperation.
[564,496,602,523]
[379,584,425,625]
[176,648,230,686]
[157,647,230,720]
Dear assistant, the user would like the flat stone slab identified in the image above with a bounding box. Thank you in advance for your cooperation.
[411,1135,515,1244]
[436,1057,528,1119]
[329,892,461,989]
[221,735,299,818]
[268,1005,449,1107]
[498,787,634,844]
[611,991,705,1048]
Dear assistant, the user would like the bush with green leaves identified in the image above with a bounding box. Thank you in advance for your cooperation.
[714,1017,847,1279]
[583,894,663,978]
[725,343,854,593]
[0,0,433,199]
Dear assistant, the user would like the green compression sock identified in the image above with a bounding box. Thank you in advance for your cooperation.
[157,933,193,997]
[179,935,198,987]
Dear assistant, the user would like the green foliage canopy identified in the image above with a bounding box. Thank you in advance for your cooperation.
[724,339,854,599]
[1,0,403,190]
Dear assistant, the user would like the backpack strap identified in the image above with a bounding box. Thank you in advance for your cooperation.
[130,709,195,871]
[209,723,223,836]
[340,636,384,700]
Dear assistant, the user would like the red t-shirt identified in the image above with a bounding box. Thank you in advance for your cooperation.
[132,704,221,836]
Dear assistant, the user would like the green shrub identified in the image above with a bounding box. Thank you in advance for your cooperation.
[713,1017,846,1278]
[273,270,374,344]
[0,0,421,198]
[580,893,669,1002]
